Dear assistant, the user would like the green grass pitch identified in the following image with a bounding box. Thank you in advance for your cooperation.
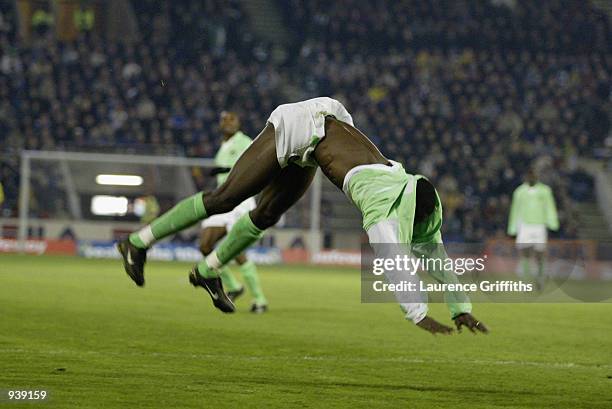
[1,254,611,408]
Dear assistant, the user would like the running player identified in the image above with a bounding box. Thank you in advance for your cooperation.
[118,97,488,335]
[200,111,268,313]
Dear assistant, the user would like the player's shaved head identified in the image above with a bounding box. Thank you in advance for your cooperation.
[220,111,241,137]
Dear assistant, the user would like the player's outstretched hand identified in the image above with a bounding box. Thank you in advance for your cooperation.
[416,316,454,335]
[453,313,489,334]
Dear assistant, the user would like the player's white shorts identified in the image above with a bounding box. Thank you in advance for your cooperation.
[201,197,256,231]
[516,223,547,251]
[267,97,354,168]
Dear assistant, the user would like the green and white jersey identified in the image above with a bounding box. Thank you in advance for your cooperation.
[214,131,252,186]
[507,182,559,235]
[343,160,470,323]
[342,161,442,244]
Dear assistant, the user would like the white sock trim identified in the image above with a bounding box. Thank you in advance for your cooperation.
[206,251,222,269]
[137,226,155,247]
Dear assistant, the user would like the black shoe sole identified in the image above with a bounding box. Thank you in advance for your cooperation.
[189,270,235,313]
[116,241,145,287]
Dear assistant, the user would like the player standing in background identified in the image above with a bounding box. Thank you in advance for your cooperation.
[118,97,488,335]
[507,168,559,290]
[199,111,268,313]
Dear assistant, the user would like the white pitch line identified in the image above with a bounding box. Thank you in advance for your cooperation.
[1,348,610,370]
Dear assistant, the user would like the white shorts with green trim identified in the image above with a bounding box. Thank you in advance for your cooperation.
[267,97,354,168]
[202,197,256,231]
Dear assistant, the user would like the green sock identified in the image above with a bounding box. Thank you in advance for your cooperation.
[216,214,263,265]
[240,261,267,305]
[196,257,218,278]
[198,214,263,279]
[129,192,206,248]
[219,267,242,292]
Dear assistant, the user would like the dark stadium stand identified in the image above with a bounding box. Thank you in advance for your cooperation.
[0,0,609,241]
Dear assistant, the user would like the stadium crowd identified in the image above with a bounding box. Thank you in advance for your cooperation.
[281,0,609,240]
[1,0,609,242]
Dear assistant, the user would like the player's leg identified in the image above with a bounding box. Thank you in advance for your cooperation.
[118,124,280,286]
[199,163,316,272]
[534,250,545,285]
[131,124,278,248]
[234,252,268,313]
[199,226,244,298]
[519,247,532,278]
[199,226,227,255]
[533,227,548,291]
[192,164,315,311]
[534,248,546,291]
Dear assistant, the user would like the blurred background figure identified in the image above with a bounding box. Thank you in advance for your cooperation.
[73,1,94,36]
[508,168,559,290]
[133,195,160,225]
[199,111,268,313]
[31,4,53,37]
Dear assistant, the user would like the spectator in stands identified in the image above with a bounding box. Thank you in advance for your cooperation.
[31,6,54,36]
[74,2,95,34]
